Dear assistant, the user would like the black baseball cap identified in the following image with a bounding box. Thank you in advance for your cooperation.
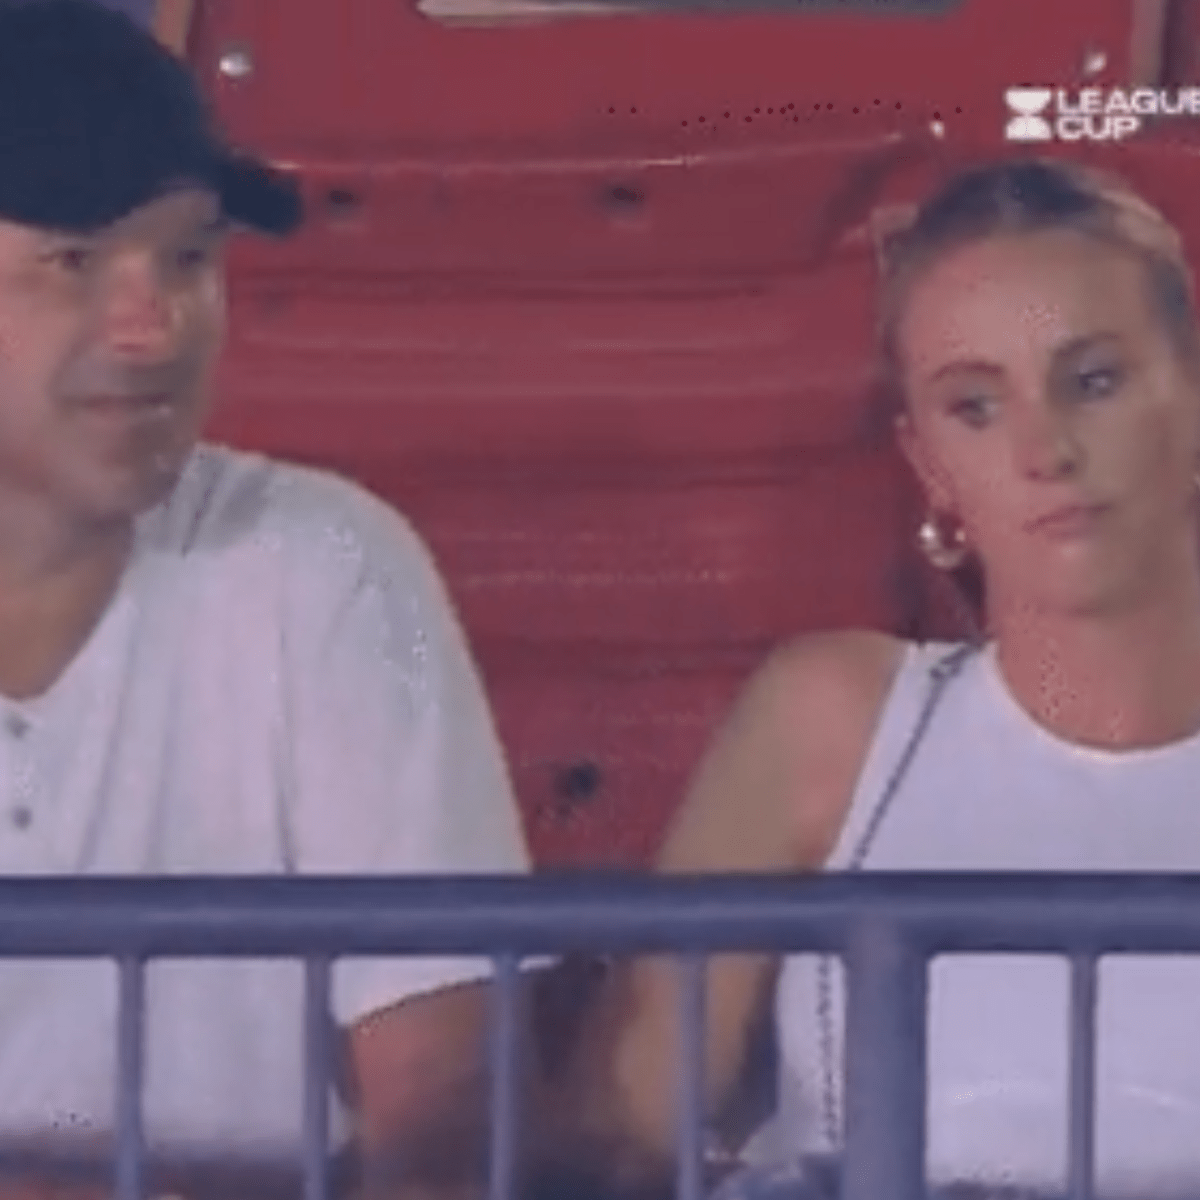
[0,0,303,235]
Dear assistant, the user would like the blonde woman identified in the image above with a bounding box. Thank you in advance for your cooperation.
[545,156,1200,1200]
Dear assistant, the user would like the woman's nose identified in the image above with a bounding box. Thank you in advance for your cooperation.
[1011,407,1082,480]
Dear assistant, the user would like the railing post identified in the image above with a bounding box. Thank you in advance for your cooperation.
[302,957,333,1200]
[675,954,707,1200]
[114,955,146,1200]
[1067,954,1098,1200]
[488,954,522,1200]
[841,919,928,1200]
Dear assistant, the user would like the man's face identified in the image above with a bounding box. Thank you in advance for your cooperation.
[0,185,228,534]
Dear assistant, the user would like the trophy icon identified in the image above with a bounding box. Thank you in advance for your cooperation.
[1005,88,1054,141]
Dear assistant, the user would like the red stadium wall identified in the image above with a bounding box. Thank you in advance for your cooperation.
[185,0,1200,865]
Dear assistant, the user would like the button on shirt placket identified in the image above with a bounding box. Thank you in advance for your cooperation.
[5,713,36,836]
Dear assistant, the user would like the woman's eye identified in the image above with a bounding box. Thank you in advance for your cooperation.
[948,396,993,426]
[1078,365,1122,396]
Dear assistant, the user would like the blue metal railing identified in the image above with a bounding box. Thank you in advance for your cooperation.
[3,871,1200,1200]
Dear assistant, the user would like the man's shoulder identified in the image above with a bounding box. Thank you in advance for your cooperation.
[151,443,432,579]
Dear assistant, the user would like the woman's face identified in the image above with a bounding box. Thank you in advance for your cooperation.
[895,228,1200,622]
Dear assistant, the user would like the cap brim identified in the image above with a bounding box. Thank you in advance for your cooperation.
[216,154,304,237]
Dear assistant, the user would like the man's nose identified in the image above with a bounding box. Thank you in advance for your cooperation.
[98,259,182,364]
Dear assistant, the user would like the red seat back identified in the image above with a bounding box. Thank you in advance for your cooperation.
[191,0,1191,863]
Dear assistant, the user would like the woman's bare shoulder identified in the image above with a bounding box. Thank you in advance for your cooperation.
[767,628,908,697]
[766,630,908,855]
[657,629,909,874]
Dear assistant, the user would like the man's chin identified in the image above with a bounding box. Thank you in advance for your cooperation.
[70,445,194,526]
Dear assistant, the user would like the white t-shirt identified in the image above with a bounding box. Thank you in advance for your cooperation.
[0,442,530,1159]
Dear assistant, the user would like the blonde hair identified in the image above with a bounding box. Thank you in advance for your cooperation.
[876,156,1200,416]
[873,157,1200,633]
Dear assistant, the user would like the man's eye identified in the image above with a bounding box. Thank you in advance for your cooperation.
[177,246,211,270]
[48,246,95,273]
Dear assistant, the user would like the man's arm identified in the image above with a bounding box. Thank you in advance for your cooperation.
[343,982,493,1200]
[278,478,539,1200]
[343,972,555,1200]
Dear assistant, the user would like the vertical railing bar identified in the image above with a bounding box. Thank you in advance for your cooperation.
[841,920,928,1200]
[675,953,706,1200]
[303,956,333,1200]
[115,955,146,1200]
[1067,953,1098,1200]
[488,954,521,1200]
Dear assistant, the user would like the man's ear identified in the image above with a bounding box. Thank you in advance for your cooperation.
[895,410,953,513]
[152,0,194,56]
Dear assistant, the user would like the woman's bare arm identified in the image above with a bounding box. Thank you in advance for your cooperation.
[531,631,904,1197]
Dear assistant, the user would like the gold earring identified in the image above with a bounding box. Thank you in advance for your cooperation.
[918,512,969,570]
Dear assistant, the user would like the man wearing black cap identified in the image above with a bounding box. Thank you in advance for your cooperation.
[0,2,539,1197]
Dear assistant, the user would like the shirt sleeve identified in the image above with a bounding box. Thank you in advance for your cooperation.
[276,474,532,1028]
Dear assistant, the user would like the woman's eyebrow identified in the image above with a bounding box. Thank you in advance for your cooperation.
[925,358,1004,386]
[924,333,1125,387]
[1051,331,1123,363]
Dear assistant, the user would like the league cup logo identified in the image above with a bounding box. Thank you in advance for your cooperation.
[1005,88,1054,141]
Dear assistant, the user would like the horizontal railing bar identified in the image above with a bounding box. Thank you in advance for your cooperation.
[0,874,1195,956]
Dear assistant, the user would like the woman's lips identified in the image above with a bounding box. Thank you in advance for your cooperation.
[1024,503,1111,538]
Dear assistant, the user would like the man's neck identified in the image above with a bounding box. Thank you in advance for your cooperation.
[0,510,132,601]
[0,518,134,701]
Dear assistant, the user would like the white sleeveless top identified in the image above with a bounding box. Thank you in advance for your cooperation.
[749,639,1200,1198]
